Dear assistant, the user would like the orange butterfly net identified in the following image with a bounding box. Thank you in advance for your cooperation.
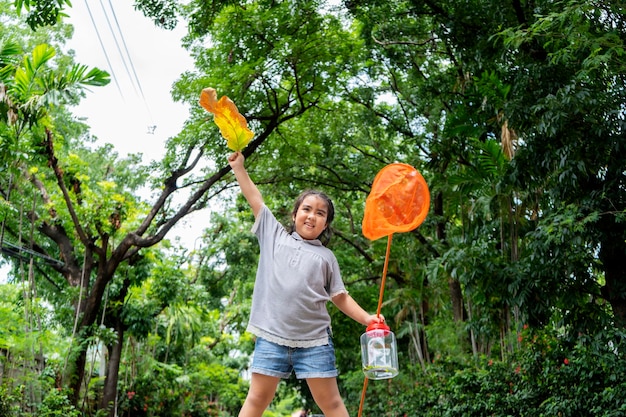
[358,163,430,417]
[362,163,430,241]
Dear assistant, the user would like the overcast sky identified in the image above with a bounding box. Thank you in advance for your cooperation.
[66,0,194,161]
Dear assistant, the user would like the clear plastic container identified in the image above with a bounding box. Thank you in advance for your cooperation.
[360,322,399,380]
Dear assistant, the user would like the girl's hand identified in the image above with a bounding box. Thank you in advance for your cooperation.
[228,151,244,169]
[227,151,241,162]
[365,314,385,327]
[228,151,244,168]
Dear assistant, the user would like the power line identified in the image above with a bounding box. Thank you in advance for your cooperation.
[98,0,139,97]
[83,0,124,98]
[82,0,156,129]
[105,0,155,124]
[1,240,64,267]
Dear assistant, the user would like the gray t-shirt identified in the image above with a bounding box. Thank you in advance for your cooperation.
[246,205,347,347]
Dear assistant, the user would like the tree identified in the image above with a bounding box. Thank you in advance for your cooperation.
[500,0,626,327]
[343,0,626,330]
[5,0,626,414]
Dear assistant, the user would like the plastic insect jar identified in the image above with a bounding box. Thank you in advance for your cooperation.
[360,321,399,380]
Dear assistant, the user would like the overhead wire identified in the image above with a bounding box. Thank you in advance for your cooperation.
[82,0,156,131]
[98,0,139,97]
[105,0,155,124]
[82,0,123,98]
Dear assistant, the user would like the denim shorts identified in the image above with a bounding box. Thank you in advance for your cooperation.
[250,336,339,379]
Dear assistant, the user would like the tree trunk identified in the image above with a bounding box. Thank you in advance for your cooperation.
[435,191,465,322]
[100,272,132,416]
[448,277,464,322]
[410,306,426,371]
[69,346,88,405]
[599,216,626,328]
[66,277,111,405]
[100,323,124,416]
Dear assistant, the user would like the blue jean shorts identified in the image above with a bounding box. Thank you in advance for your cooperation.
[250,336,338,379]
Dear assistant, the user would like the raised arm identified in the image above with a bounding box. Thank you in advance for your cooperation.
[228,152,264,218]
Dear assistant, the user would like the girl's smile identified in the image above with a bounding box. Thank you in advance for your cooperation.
[293,195,329,240]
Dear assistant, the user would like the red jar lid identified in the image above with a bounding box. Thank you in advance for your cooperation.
[366,321,391,333]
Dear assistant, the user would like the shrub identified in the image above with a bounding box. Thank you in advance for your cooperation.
[370,327,626,417]
[33,388,80,417]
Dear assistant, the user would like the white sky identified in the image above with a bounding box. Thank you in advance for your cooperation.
[66,0,194,162]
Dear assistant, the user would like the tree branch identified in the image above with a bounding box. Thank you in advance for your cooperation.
[43,128,92,250]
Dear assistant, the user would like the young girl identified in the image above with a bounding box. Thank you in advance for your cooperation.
[227,151,383,417]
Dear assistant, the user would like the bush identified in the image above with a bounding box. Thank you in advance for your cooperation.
[373,327,626,417]
[513,327,626,417]
[33,388,80,417]
[0,385,17,417]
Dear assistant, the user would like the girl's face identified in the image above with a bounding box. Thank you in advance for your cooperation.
[292,195,329,240]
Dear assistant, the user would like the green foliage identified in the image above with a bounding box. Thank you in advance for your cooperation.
[13,0,71,29]
[32,388,80,417]
[134,0,179,30]
[0,284,25,350]
[0,384,18,417]
[2,42,108,131]
[512,327,626,416]
[382,327,626,417]
[119,355,246,416]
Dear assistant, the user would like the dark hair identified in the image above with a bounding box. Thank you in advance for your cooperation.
[289,190,335,246]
